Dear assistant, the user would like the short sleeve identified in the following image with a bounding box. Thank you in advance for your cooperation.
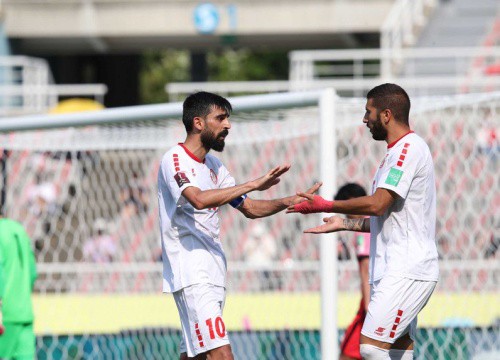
[160,151,199,203]
[218,162,247,209]
[377,142,422,199]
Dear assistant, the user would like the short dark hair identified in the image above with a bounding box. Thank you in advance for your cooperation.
[334,183,367,201]
[182,91,232,132]
[366,83,410,125]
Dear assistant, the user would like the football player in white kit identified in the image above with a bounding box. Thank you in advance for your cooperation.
[158,91,321,360]
[288,84,439,359]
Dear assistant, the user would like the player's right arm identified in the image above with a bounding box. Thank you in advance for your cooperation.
[304,216,370,234]
[182,164,290,210]
[287,188,397,216]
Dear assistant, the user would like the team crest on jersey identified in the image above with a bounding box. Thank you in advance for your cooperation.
[174,171,190,187]
[374,327,385,336]
[210,169,218,184]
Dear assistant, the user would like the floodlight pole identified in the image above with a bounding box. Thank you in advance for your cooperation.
[319,88,338,359]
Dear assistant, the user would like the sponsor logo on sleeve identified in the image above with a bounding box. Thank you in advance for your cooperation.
[385,167,403,186]
[374,327,385,336]
[174,171,190,188]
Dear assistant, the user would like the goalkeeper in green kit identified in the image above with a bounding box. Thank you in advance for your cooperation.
[0,217,37,360]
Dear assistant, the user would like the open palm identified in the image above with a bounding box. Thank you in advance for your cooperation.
[253,165,291,191]
[304,216,344,234]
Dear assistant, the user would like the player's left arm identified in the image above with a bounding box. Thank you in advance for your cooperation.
[237,182,322,219]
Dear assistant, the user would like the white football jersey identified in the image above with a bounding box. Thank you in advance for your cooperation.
[158,144,245,293]
[369,132,439,283]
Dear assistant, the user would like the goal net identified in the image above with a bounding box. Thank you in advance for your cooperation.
[0,91,498,359]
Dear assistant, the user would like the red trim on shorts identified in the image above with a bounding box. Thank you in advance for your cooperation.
[389,310,404,338]
[195,323,205,347]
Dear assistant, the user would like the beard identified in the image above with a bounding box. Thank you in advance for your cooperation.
[370,112,387,141]
[201,128,229,152]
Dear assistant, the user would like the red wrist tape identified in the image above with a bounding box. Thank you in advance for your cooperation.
[294,195,334,214]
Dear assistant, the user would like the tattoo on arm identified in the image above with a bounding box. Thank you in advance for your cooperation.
[342,218,370,232]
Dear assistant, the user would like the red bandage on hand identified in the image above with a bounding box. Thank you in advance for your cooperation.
[293,195,334,214]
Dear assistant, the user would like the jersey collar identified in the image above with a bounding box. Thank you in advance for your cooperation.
[387,131,414,149]
[178,143,205,163]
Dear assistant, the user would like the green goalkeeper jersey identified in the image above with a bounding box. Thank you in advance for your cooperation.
[0,218,37,323]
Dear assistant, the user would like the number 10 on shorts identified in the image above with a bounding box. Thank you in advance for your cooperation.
[206,317,226,339]
[195,317,226,347]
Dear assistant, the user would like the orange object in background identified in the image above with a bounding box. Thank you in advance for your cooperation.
[49,98,104,114]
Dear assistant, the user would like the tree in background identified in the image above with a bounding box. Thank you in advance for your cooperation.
[207,49,288,81]
[140,49,288,104]
[140,50,191,104]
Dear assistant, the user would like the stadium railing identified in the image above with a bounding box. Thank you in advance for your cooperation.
[0,56,107,116]
[166,47,500,100]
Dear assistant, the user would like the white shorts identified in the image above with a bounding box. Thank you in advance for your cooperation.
[361,275,436,344]
[173,283,229,357]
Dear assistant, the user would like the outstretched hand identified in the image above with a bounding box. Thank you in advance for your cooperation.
[252,164,291,191]
[288,182,323,206]
[286,193,334,214]
[304,216,344,234]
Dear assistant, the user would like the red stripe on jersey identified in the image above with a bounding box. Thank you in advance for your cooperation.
[392,324,398,331]
[397,161,403,167]
[397,309,404,316]
[173,153,180,172]
[390,331,396,338]
[402,148,408,154]
[399,155,405,161]
[404,143,410,148]
[395,316,401,324]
